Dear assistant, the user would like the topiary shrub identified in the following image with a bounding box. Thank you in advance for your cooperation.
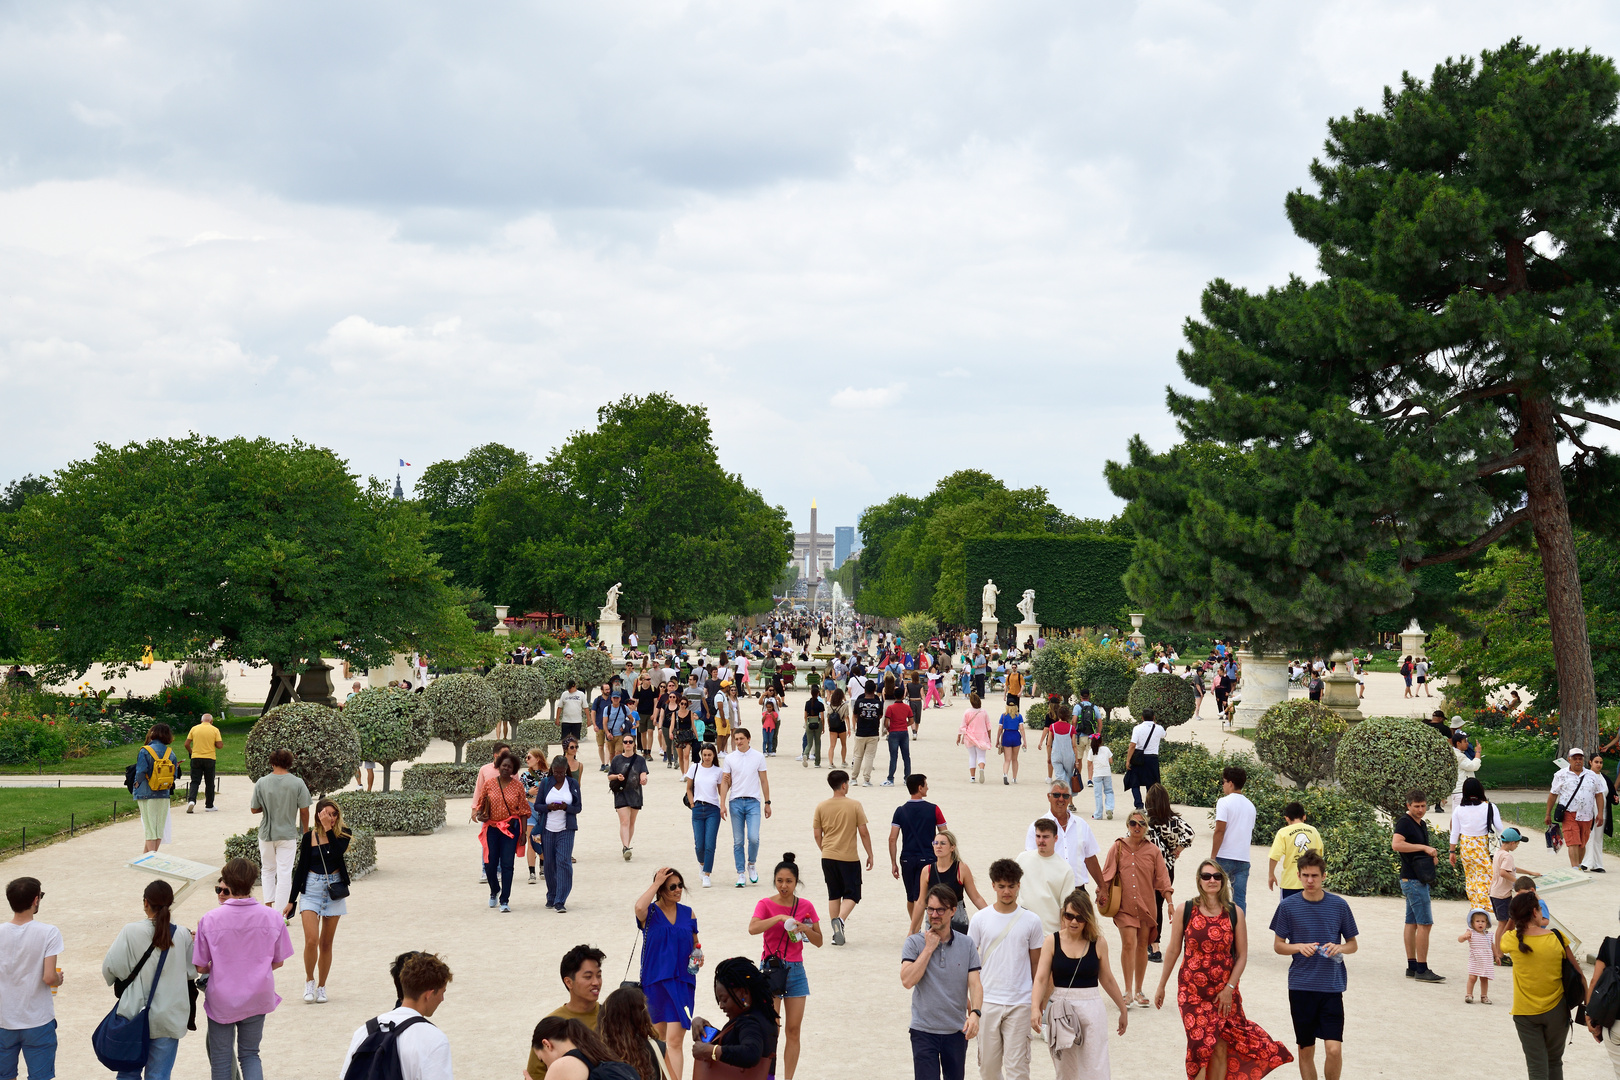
[1245,782,1377,838]
[1029,639,1081,701]
[1161,743,1271,808]
[1255,699,1348,787]
[1335,716,1458,819]
[1127,673,1197,726]
[223,826,378,880]
[484,664,550,729]
[899,613,937,653]
[423,674,500,764]
[401,762,482,797]
[1068,644,1138,720]
[1321,817,1465,899]
[571,649,616,692]
[695,615,731,653]
[1024,702,1049,730]
[245,702,360,796]
[330,790,446,835]
[533,654,574,717]
[343,688,433,791]
[468,716,565,767]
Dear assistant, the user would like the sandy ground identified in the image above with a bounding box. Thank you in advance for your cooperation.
[16,669,1617,1079]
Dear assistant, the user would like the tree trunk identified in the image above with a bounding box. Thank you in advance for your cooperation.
[453,740,465,765]
[381,762,392,792]
[1520,394,1598,755]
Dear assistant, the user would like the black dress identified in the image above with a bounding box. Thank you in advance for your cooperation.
[610,753,648,810]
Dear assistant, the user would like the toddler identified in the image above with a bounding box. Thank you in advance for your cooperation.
[1458,909,1494,1004]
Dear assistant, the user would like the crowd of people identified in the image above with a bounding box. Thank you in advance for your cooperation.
[11,616,1620,1080]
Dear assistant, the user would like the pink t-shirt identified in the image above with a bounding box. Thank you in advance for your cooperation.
[193,898,294,1024]
[753,896,819,964]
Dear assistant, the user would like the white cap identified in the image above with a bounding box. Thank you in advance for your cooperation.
[1570,747,1586,757]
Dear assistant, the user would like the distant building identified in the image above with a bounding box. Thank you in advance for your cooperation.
[834,526,856,569]
[793,530,835,577]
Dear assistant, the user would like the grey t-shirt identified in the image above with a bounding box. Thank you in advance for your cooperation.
[901,930,981,1035]
[250,772,311,841]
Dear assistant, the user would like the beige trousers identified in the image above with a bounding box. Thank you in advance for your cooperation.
[977,1000,1032,1080]
[851,736,882,784]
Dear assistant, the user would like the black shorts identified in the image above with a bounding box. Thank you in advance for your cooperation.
[901,859,932,903]
[822,858,863,903]
[1289,989,1344,1046]
[560,722,582,742]
[1491,895,1512,922]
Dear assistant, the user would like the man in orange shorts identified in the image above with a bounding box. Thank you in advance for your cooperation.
[1546,748,1602,868]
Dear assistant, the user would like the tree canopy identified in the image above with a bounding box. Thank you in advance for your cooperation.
[1105,41,1620,752]
[3,435,475,685]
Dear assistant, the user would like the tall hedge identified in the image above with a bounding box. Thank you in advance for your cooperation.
[245,702,360,796]
[963,535,1133,629]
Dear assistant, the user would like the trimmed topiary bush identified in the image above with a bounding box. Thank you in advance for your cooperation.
[467,716,563,767]
[534,654,574,717]
[1024,702,1049,730]
[694,615,731,653]
[899,613,937,654]
[1321,817,1465,899]
[1161,743,1272,808]
[1068,645,1138,720]
[1255,699,1348,787]
[1245,782,1377,838]
[1030,639,1082,701]
[1127,673,1197,726]
[401,762,482,797]
[1335,716,1458,819]
[330,790,446,835]
[245,702,361,796]
[423,674,500,764]
[571,649,615,692]
[484,664,550,729]
[223,826,378,881]
[343,687,432,791]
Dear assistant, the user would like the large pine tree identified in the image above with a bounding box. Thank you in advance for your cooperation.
[1107,41,1620,753]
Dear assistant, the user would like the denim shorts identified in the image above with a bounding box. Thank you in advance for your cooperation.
[1400,878,1432,925]
[779,959,809,998]
[298,871,348,918]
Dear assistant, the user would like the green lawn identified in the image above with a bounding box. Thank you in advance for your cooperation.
[1497,800,1620,855]
[0,717,256,776]
[0,787,182,857]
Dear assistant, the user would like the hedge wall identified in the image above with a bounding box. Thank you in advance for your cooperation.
[964,535,1133,630]
[224,827,378,880]
[401,762,482,798]
[329,791,447,836]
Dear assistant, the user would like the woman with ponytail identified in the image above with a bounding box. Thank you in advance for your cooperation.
[101,880,197,1079]
[1507,890,1584,1078]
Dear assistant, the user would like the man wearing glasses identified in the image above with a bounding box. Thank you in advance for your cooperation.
[901,883,984,1080]
[1023,783,1104,894]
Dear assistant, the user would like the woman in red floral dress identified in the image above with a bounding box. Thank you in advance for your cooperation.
[1152,859,1291,1079]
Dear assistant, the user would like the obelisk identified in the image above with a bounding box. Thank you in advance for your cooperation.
[808,499,820,611]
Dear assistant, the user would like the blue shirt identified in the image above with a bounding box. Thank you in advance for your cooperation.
[1269,891,1359,993]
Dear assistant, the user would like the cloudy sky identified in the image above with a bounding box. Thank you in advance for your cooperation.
[2,1,1618,537]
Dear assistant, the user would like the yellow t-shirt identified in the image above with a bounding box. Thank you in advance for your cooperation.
[526,1001,599,1080]
[1268,822,1323,890]
[1509,931,1568,1016]
[186,721,223,761]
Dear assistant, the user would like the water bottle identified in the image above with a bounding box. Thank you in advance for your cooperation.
[50,968,60,995]
[688,943,703,975]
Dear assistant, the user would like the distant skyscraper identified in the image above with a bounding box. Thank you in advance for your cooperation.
[834,526,855,569]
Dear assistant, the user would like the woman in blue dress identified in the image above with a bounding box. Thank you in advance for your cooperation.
[635,866,702,1080]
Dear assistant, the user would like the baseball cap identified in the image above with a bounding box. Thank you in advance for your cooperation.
[1500,827,1525,843]
[1570,747,1586,757]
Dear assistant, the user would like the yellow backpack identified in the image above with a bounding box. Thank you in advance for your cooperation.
[145,745,176,792]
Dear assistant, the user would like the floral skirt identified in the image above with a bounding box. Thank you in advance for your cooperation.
[1459,835,1493,911]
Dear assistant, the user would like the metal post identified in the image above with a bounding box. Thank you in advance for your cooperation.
[70,813,74,838]
[19,827,23,852]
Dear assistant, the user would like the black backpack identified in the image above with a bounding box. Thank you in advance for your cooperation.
[1077,702,1097,732]
[343,1015,432,1080]
[1589,938,1620,1030]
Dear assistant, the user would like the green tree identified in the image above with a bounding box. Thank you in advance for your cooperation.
[5,436,475,707]
[423,673,499,764]
[415,443,530,598]
[1106,42,1620,753]
[474,395,791,621]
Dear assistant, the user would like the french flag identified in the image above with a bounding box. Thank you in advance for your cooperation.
[399,458,412,467]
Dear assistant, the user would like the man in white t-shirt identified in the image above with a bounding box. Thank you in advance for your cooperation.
[341,952,453,1080]
[0,877,65,1079]
[1126,708,1166,810]
[720,729,772,888]
[1023,782,1104,892]
[556,680,589,741]
[1014,820,1076,933]
[1212,765,1258,912]
[967,860,1045,1080]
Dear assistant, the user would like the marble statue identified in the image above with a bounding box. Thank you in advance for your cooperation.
[600,582,622,621]
[1017,589,1036,624]
[981,579,1000,621]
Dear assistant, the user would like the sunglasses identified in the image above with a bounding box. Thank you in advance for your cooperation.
[1048,794,1070,801]
[1199,872,1224,882]
[1127,820,1146,829]
[1061,911,1083,923]
[215,886,229,896]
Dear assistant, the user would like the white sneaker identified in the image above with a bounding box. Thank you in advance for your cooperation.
[315,986,328,1004]
[736,875,747,888]
[304,981,316,1004]
[185,801,195,814]
[702,874,712,888]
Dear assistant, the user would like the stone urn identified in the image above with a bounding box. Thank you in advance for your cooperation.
[1320,651,1364,722]
[1231,649,1289,729]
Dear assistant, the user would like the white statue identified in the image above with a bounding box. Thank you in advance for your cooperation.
[1017,589,1037,624]
[600,582,623,621]
[981,579,1000,621]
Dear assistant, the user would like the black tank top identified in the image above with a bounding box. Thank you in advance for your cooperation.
[1050,933,1099,988]
[926,860,963,904]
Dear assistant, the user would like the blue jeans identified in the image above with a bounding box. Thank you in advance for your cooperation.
[541,828,575,907]
[0,1019,55,1080]
[910,1028,967,1080]
[762,725,779,755]
[1091,775,1115,817]
[484,819,520,904]
[886,732,912,782]
[691,802,721,873]
[730,797,761,873]
[206,1014,264,1080]
[1216,857,1250,912]
[1400,878,1433,925]
[116,1036,178,1080]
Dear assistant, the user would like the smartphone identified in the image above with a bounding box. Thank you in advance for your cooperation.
[701,1025,720,1043]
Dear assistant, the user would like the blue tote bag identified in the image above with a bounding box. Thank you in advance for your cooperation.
[92,930,171,1072]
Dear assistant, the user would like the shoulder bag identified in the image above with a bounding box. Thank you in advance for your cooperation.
[1551,928,1588,1019]
[1589,938,1620,1030]
[1554,772,1590,823]
[1097,840,1125,918]
[92,930,172,1072]
[622,919,646,990]
[318,831,350,900]
[760,898,797,998]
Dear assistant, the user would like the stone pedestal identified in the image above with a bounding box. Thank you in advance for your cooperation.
[493,605,510,637]
[1014,622,1041,653]
[295,662,337,707]
[1399,619,1428,659]
[980,618,999,648]
[599,617,625,661]
[1321,651,1364,722]
[1232,650,1290,729]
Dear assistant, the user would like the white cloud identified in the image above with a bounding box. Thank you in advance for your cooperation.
[831,384,907,410]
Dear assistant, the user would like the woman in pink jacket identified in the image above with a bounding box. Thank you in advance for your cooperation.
[956,692,993,785]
